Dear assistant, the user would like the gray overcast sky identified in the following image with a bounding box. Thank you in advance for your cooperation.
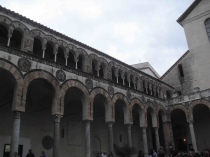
[1,0,194,76]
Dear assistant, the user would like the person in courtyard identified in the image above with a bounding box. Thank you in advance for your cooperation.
[138,150,144,157]
[26,149,35,157]
[158,146,165,157]
[153,150,158,157]
[40,151,46,157]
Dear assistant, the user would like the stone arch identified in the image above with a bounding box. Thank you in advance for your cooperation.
[90,87,113,122]
[23,70,60,115]
[0,15,13,30]
[130,98,146,126]
[0,58,24,111]
[156,105,167,122]
[99,57,108,78]
[12,21,29,35]
[57,40,68,48]
[30,29,46,39]
[145,102,158,127]
[60,79,90,120]
[112,93,130,124]
[188,99,210,121]
[46,35,57,44]
[167,105,188,121]
[77,48,88,72]
[68,44,78,53]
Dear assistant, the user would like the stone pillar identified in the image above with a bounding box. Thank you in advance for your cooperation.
[7,36,11,46]
[107,122,114,153]
[127,124,132,148]
[123,78,125,85]
[163,121,174,155]
[53,115,61,157]
[154,127,160,151]
[42,48,46,58]
[116,75,119,84]
[142,126,148,157]
[10,111,21,157]
[189,121,198,152]
[65,57,68,66]
[85,121,91,157]
[54,53,57,62]
[76,60,78,69]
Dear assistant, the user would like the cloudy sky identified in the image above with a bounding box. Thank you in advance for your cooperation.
[1,0,194,76]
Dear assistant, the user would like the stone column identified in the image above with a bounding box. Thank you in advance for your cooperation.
[142,126,148,157]
[7,35,11,46]
[65,57,68,66]
[116,75,119,84]
[42,48,46,58]
[154,127,160,151]
[76,60,78,69]
[54,53,57,62]
[10,111,21,157]
[123,78,125,85]
[163,121,174,155]
[53,115,61,157]
[127,124,132,148]
[107,122,114,153]
[189,121,198,152]
[85,121,91,157]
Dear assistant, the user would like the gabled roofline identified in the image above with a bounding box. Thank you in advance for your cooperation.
[177,0,201,26]
[160,50,190,79]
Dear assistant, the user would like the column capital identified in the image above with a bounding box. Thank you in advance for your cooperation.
[54,114,62,123]
[154,126,159,131]
[13,111,21,119]
[188,119,194,125]
[107,122,114,127]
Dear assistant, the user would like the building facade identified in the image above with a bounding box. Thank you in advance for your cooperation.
[0,0,210,157]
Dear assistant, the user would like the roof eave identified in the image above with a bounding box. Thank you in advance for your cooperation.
[177,0,201,26]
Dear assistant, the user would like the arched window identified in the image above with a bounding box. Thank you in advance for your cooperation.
[112,67,117,83]
[124,74,129,87]
[77,55,83,71]
[0,24,8,45]
[10,29,22,50]
[45,42,54,61]
[205,18,210,41]
[178,64,184,77]
[33,37,42,57]
[92,60,97,76]
[67,51,75,68]
[99,65,104,78]
[130,75,135,89]
[166,90,172,100]
[57,47,65,65]
[118,70,123,85]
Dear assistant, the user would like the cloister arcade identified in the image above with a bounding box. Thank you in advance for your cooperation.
[0,7,210,157]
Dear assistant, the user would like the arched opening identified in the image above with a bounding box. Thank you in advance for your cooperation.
[63,87,85,156]
[57,47,65,65]
[77,55,83,71]
[178,64,184,78]
[148,84,151,95]
[193,104,210,150]
[45,42,54,61]
[99,65,104,78]
[67,51,75,68]
[147,108,156,151]
[130,75,135,89]
[166,90,172,100]
[171,109,188,152]
[92,60,98,76]
[118,70,123,85]
[112,67,117,83]
[124,74,129,87]
[23,78,55,156]
[10,29,22,50]
[0,24,8,45]
[92,94,108,154]
[143,81,147,93]
[33,37,42,57]
[113,99,127,152]
[132,104,143,154]
[158,111,165,149]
